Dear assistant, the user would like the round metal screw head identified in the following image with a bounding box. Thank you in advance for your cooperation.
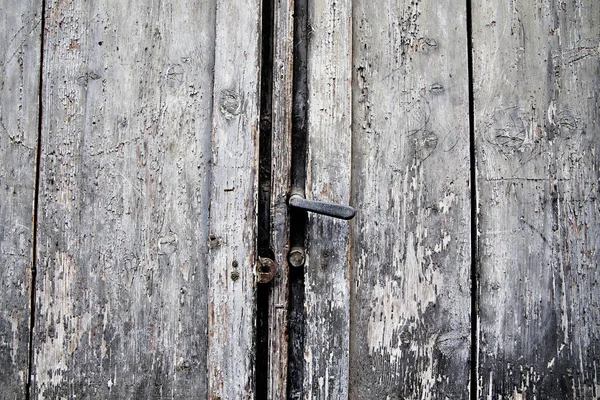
[288,247,305,268]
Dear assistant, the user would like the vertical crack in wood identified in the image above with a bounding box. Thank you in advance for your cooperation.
[26,1,46,398]
[466,0,478,398]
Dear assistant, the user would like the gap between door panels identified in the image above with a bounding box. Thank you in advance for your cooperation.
[256,0,304,397]
[256,0,275,394]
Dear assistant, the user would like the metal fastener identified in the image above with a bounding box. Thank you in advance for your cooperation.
[288,247,306,268]
[257,256,278,283]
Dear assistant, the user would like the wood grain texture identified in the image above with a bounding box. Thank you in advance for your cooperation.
[304,0,352,397]
[267,0,294,397]
[473,0,600,398]
[0,1,42,397]
[207,0,261,398]
[33,0,215,397]
[349,0,472,398]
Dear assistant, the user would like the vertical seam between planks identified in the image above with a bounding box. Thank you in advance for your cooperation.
[26,0,47,398]
[465,0,478,398]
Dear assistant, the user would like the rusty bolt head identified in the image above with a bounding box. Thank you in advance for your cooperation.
[288,247,305,268]
[257,256,277,283]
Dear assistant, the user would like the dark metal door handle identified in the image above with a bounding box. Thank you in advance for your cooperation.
[288,194,356,220]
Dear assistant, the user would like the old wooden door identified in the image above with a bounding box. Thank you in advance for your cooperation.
[0,0,598,399]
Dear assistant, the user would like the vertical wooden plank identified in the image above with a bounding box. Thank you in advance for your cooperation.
[268,0,294,397]
[304,0,352,397]
[349,0,472,398]
[0,1,42,397]
[473,0,600,397]
[207,0,261,398]
[33,0,215,397]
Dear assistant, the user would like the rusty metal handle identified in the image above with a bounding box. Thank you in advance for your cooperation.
[288,194,355,220]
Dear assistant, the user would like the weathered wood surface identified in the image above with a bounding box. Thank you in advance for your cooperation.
[267,0,294,397]
[473,0,600,398]
[207,0,262,398]
[349,0,472,398]
[33,0,215,397]
[3,1,598,399]
[304,0,352,397]
[0,1,42,397]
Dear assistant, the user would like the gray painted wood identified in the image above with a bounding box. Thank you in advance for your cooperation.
[267,0,294,397]
[33,0,215,397]
[349,0,472,398]
[304,0,352,397]
[207,0,262,397]
[0,1,42,397]
[473,1,600,397]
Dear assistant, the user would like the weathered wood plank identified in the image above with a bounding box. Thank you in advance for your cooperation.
[473,0,600,397]
[304,0,352,397]
[0,1,42,397]
[207,0,262,397]
[267,0,294,397]
[349,0,472,398]
[33,0,215,397]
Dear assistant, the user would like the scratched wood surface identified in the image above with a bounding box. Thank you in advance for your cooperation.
[207,0,262,397]
[0,1,42,397]
[32,0,216,397]
[349,0,472,398]
[303,0,353,397]
[473,0,600,397]
[267,0,294,397]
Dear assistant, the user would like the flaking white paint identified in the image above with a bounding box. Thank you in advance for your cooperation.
[367,233,443,366]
